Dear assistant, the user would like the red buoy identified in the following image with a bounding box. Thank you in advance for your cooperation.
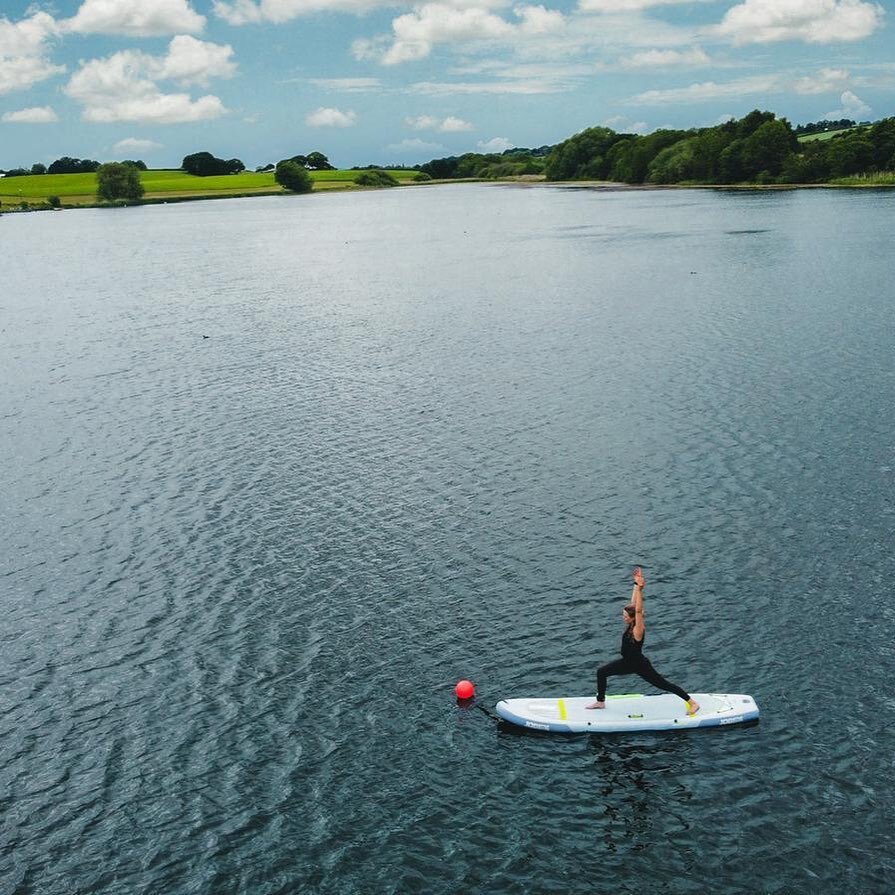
[455,679,475,699]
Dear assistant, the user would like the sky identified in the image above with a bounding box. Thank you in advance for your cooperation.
[1,0,893,169]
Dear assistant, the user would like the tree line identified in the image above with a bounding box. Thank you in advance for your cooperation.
[418,146,552,180]
[541,111,895,184]
[413,112,894,185]
[1,157,147,177]
[793,118,863,136]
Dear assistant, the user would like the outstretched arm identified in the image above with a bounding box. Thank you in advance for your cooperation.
[631,567,646,641]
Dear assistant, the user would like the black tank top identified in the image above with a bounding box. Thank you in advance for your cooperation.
[621,627,644,662]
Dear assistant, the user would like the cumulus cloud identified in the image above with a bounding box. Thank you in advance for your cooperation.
[371,3,564,65]
[622,47,710,68]
[160,35,237,85]
[0,12,65,95]
[441,115,474,131]
[406,114,440,129]
[383,5,514,64]
[824,89,871,118]
[2,105,58,123]
[387,137,445,152]
[478,136,514,152]
[406,113,474,131]
[65,0,205,36]
[305,106,357,126]
[715,0,884,45]
[515,5,566,33]
[64,37,234,123]
[113,137,163,152]
[793,67,851,94]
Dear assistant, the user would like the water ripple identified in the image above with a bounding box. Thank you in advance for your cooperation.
[1,186,894,894]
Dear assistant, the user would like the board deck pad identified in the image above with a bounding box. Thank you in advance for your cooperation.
[495,692,759,733]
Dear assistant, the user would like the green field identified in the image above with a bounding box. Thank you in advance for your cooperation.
[0,168,421,208]
[797,128,858,143]
[830,171,895,185]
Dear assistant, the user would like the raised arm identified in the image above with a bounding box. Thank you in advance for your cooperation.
[631,567,646,641]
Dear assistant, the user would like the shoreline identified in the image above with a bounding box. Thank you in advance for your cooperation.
[501,178,895,191]
[2,175,892,215]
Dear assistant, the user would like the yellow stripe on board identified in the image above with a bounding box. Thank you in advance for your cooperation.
[558,699,567,720]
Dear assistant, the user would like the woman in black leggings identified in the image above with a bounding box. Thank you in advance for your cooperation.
[586,567,699,715]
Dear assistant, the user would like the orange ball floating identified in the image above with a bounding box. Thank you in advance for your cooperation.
[455,679,475,699]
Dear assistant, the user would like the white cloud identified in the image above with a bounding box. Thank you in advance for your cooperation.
[214,0,385,24]
[411,78,565,94]
[406,113,474,131]
[824,89,871,118]
[309,77,382,91]
[384,5,513,65]
[478,136,514,152]
[386,137,445,152]
[622,47,710,68]
[515,5,566,33]
[0,11,58,56]
[602,114,649,133]
[715,0,884,45]
[306,106,357,126]
[113,137,163,152]
[793,67,850,94]
[65,0,205,36]
[64,38,234,123]
[629,74,781,104]
[159,35,237,85]
[2,105,58,123]
[352,36,391,61]
[441,115,474,131]
[0,12,65,95]
[377,3,565,65]
[407,114,440,129]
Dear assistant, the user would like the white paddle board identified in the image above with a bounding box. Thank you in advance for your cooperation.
[495,692,759,733]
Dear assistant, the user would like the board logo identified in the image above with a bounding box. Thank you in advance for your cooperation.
[719,716,744,725]
[525,721,550,731]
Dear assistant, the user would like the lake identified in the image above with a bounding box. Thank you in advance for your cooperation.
[2,184,894,894]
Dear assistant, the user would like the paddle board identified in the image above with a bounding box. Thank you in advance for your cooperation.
[495,692,759,733]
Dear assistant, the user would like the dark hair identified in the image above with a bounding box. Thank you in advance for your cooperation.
[624,604,636,622]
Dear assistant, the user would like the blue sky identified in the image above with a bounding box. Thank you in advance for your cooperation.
[1,0,893,169]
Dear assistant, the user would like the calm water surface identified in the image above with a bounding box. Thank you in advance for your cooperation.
[2,185,894,894]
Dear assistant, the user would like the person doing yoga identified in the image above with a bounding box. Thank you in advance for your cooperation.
[586,567,699,715]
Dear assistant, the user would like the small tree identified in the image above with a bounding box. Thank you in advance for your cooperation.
[275,159,313,193]
[354,170,399,187]
[182,152,245,175]
[96,162,145,202]
[306,151,334,170]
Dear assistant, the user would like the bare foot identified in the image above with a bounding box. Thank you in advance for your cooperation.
[585,700,605,710]
[687,700,700,715]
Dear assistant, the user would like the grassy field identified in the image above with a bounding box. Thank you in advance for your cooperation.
[0,168,422,208]
[830,172,895,185]
[797,128,858,143]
